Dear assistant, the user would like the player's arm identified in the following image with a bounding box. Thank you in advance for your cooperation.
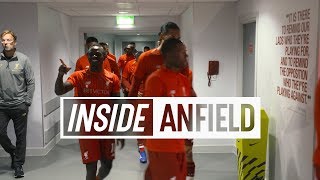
[122,78,131,92]
[55,60,73,95]
[144,75,164,97]
[189,71,197,97]
[75,58,81,71]
[111,60,121,78]
[111,74,124,148]
[129,76,142,97]
[191,87,197,97]
[121,64,131,92]
[117,56,123,69]
[111,75,121,98]
[129,57,146,97]
[143,75,163,137]
[103,60,111,72]
[121,78,131,92]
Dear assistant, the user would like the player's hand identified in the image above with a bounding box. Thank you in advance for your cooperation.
[58,59,71,75]
[116,139,125,150]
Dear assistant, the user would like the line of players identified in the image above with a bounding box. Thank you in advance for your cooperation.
[55,21,196,180]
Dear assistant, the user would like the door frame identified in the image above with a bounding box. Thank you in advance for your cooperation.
[237,13,259,97]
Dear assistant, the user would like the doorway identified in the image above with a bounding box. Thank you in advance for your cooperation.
[242,22,256,97]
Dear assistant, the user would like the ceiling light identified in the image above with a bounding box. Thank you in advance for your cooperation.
[119,11,128,14]
[137,34,140,36]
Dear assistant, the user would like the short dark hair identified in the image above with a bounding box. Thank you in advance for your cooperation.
[159,22,180,35]
[129,42,135,45]
[99,42,109,49]
[99,42,108,46]
[144,46,150,49]
[160,38,183,57]
[135,51,143,60]
[86,37,98,45]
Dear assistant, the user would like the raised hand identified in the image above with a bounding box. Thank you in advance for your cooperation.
[59,59,71,75]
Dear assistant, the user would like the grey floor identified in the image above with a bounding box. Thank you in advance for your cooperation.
[0,140,237,180]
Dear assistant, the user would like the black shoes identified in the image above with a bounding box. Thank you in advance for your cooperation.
[14,166,24,178]
[10,152,15,169]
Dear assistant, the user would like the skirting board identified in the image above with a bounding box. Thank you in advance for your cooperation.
[1,136,236,157]
[0,133,61,157]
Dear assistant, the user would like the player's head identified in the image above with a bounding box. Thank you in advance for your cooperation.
[87,43,106,72]
[85,36,98,50]
[125,44,134,55]
[160,38,188,70]
[99,42,109,54]
[143,46,150,52]
[134,51,143,61]
[129,42,136,48]
[159,22,180,43]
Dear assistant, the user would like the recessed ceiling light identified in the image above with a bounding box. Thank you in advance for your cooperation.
[137,34,140,36]
[119,11,128,14]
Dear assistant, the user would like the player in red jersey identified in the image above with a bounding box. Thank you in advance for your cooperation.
[75,37,111,72]
[99,42,120,78]
[144,38,190,180]
[129,22,196,178]
[118,44,135,73]
[55,43,124,180]
[122,51,147,163]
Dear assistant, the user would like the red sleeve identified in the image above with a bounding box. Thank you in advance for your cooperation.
[109,53,116,61]
[66,72,79,88]
[112,75,120,94]
[121,62,131,90]
[128,53,147,97]
[122,62,131,79]
[144,74,164,97]
[134,52,147,80]
[118,55,124,69]
[75,58,82,71]
[314,80,320,165]
[188,70,193,85]
[109,59,120,78]
[103,59,111,72]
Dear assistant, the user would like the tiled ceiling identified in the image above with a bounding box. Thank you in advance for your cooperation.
[0,0,237,16]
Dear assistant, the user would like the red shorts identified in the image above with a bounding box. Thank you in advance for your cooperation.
[145,151,186,180]
[79,139,115,164]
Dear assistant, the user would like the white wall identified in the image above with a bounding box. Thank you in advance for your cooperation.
[181,5,194,70]
[0,3,43,148]
[38,5,72,144]
[180,2,238,152]
[192,2,238,98]
[38,5,72,104]
[0,3,74,154]
[237,0,319,179]
[70,16,179,67]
